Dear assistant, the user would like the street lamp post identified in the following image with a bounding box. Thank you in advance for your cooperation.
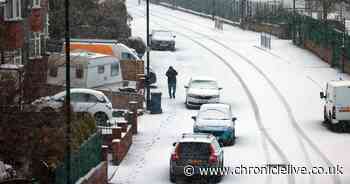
[65,0,72,183]
[146,0,151,110]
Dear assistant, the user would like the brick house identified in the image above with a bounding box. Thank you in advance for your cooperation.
[0,0,49,65]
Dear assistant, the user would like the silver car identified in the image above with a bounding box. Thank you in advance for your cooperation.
[185,77,222,109]
[150,30,176,51]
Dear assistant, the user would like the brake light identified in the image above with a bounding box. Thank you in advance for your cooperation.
[209,145,218,164]
[171,145,180,161]
[332,106,336,119]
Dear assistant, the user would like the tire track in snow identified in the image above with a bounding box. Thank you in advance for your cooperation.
[132,4,340,184]
[128,7,292,184]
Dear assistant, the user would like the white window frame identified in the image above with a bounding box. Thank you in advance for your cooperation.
[13,49,22,65]
[3,49,22,65]
[29,32,42,59]
[4,0,22,21]
[32,0,40,8]
[43,13,50,38]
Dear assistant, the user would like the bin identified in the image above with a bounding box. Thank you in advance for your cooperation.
[150,91,162,114]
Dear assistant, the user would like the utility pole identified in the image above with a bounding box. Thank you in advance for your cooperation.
[146,0,151,110]
[292,0,296,43]
[65,0,72,183]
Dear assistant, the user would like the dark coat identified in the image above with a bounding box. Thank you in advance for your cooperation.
[166,68,178,84]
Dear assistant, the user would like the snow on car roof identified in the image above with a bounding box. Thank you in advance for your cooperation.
[179,133,214,143]
[55,88,106,97]
[200,103,230,110]
[328,80,350,87]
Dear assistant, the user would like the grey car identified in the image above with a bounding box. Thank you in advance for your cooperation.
[169,133,224,183]
[150,30,176,51]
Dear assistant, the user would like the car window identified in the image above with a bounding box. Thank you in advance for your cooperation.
[153,31,172,38]
[71,93,88,102]
[178,142,210,158]
[87,94,99,103]
[198,109,230,120]
[190,80,218,89]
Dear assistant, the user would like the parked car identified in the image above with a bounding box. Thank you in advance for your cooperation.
[169,133,224,183]
[192,104,237,146]
[32,88,113,125]
[185,77,222,109]
[150,30,176,51]
[320,80,350,132]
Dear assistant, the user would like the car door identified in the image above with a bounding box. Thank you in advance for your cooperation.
[70,92,87,112]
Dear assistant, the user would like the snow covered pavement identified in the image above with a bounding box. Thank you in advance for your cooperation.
[109,1,350,184]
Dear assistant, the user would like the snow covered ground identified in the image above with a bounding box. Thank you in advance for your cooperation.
[109,1,350,184]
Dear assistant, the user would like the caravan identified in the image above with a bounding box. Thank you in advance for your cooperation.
[47,51,122,88]
[64,39,157,84]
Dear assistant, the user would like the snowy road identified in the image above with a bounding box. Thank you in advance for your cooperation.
[110,1,350,184]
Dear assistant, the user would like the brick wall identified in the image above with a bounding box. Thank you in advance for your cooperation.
[111,125,133,165]
[77,162,107,184]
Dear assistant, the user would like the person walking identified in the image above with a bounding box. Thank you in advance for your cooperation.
[166,66,178,99]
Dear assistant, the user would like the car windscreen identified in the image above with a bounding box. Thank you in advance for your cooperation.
[198,109,230,120]
[178,142,210,159]
[190,80,218,89]
[153,31,172,38]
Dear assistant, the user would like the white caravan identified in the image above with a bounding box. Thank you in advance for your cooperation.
[47,51,122,88]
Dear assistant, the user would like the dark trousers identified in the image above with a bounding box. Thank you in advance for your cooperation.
[168,82,176,98]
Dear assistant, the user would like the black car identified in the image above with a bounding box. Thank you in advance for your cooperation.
[169,133,224,183]
[150,30,176,51]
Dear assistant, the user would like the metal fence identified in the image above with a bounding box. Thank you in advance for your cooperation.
[293,14,350,67]
[54,132,102,184]
[155,0,287,23]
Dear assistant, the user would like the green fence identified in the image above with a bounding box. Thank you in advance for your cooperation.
[54,133,102,184]
[293,14,350,67]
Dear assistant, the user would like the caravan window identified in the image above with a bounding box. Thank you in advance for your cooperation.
[121,52,136,60]
[76,66,83,79]
[98,65,105,74]
[111,62,119,76]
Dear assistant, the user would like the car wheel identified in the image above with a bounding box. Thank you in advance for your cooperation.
[323,107,329,124]
[169,171,176,183]
[94,112,109,126]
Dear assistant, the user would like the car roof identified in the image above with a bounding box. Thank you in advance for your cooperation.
[200,103,230,111]
[191,76,217,82]
[152,29,172,33]
[55,88,105,97]
[178,133,215,144]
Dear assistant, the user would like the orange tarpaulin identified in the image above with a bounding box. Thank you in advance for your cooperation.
[69,44,114,56]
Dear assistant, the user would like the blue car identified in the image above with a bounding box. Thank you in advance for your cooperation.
[192,104,237,146]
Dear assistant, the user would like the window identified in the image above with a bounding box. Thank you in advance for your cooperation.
[29,32,42,59]
[49,67,58,77]
[121,52,136,60]
[43,14,50,38]
[4,0,22,21]
[71,93,87,102]
[3,49,22,65]
[76,66,84,79]
[33,0,40,8]
[87,94,99,103]
[110,62,119,76]
[98,65,105,74]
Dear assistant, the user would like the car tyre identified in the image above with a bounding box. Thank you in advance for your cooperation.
[94,112,109,126]
[169,171,176,183]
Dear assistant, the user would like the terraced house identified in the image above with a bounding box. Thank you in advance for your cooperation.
[0,0,49,65]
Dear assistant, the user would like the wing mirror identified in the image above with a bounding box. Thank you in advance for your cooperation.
[184,85,189,88]
[232,117,237,122]
[218,87,223,90]
[173,35,176,38]
[320,92,325,99]
[172,142,176,146]
[191,116,197,121]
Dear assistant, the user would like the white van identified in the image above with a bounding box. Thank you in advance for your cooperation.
[47,51,122,88]
[320,80,350,132]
